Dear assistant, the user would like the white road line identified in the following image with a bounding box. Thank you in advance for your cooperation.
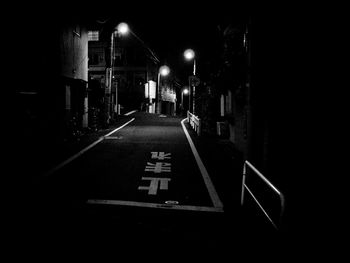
[104,118,135,137]
[181,118,224,209]
[124,110,138,116]
[44,118,135,176]
[87,199,224,212]
[104,136,123,140]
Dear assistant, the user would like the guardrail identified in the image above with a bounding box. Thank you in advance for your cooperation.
[241,160,285,230]
[187,111,201,136]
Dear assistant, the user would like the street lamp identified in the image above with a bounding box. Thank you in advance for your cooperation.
[184,48,196,114]
[116,22,129,35]
[184,49,196,76]
[181,87,189,115]
[107,22,129,122]
[109,22,160,116]
[156,65,170,114]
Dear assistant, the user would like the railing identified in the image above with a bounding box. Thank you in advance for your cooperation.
[241,160,285,230]
[187,111,201,136]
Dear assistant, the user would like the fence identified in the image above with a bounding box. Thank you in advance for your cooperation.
[241,160,285,230]
[187,111,201,136]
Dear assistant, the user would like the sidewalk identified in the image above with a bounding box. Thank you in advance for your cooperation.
[183,120,244,211]
[183,120,285,251]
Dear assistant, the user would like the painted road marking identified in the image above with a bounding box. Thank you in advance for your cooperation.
[165,200,179,205]
[86,118,224,213]
[104,136,123,140]
[181,118,224,209]
[104,118,135,137]
[124,110,137,116]
[87,199,223,212]
[144,162,171,173]
[44,118,135,176]
[151,152,171,160]
[138,177,171,195]
[139,152,172,195]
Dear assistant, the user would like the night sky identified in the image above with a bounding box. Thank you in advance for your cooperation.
[12,1,249,85]
[88,2,250,84]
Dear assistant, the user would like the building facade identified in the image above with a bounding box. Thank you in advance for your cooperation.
[88,22,160,124]
[60,21,89,137]
[16,15,89,142]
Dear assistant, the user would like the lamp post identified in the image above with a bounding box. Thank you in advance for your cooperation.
[109,22,160,116]
[107,22,129,123]
[114,23,129,115]
[181,87,189,115]
[156,65,170,114]
[184,49,196,76]
[184,49,196,114]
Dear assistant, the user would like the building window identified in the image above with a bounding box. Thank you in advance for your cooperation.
[88,31,99,41]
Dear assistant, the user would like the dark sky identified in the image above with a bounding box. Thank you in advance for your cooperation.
[104,2,249,83]
[76,1,249,83]
[13,1,249,84]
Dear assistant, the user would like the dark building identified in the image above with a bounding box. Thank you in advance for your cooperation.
[16,14,89,142]
[195,18,252,158]
[191,15,295,230]
[87,20,162,123]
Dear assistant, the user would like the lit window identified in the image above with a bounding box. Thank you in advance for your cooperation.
[88,31,99,41]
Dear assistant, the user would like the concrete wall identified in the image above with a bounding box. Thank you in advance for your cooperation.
[60,24,88,82]
[58,22,89,131]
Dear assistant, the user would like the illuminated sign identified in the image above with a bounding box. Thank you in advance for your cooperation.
[144,80,156,99]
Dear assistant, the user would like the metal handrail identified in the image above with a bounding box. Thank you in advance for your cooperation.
[241,160,285,230]
[187,111,201,136]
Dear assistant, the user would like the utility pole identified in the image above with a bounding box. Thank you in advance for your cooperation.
[193,58,196,115]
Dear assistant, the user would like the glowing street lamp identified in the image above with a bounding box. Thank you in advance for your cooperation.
[156,65,170,114]
[183,48,197,114]
[116,22,129,35]
[184,49,194,60]
[184,49,196,76]
[107,22,130,122]
[109,22,160,116]
[159,65,170,76]
[181,87,189,114]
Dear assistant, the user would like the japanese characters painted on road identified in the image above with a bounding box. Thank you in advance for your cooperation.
[138,177,171,195]
[151,152,171,160]
[144,162,171,173]
[138,152,172,195]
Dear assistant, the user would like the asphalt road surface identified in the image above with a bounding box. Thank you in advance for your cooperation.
[12,112,283,260]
